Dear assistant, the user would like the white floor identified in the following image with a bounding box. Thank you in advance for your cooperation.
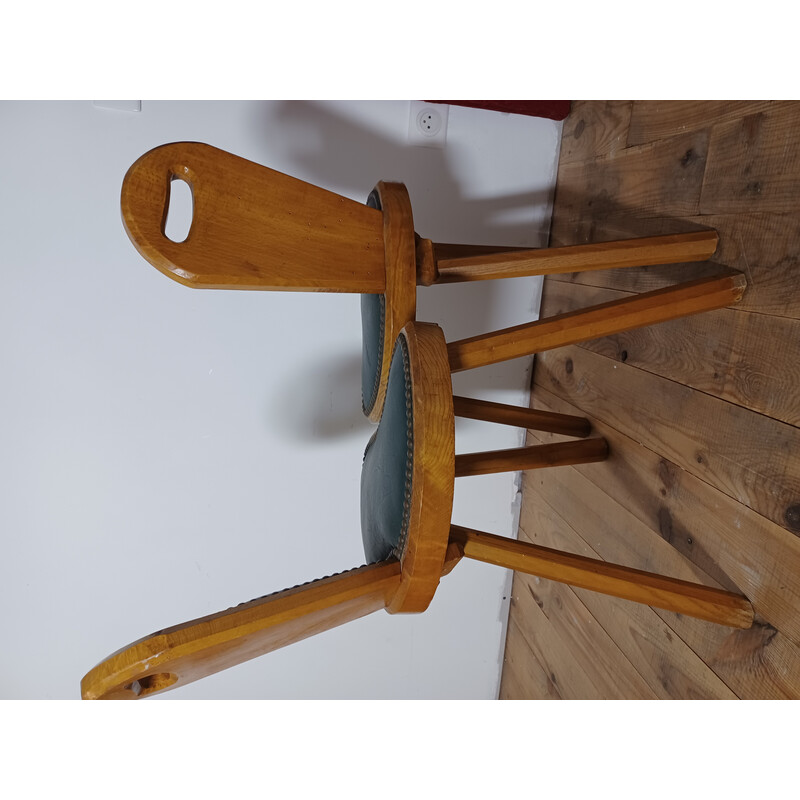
[0,100,561,699]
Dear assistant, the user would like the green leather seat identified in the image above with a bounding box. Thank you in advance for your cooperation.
[360,333,413,563]
[360,190,385,418]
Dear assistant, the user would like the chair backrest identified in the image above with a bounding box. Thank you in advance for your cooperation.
[81,560,402,699]
[121,142,387,293]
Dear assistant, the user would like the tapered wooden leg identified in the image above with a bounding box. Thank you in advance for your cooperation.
[448,272,747,372]
[432,230,719,283]
[416,237,529,286]
[453,395,591,437]
[454,438,608,477]
[449,526,754,628]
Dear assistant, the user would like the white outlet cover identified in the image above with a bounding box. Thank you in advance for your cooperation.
[408,101,449,149]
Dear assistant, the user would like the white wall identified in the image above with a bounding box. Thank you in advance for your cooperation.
[0,100,561,699]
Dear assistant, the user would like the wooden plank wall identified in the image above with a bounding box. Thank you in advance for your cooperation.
[500,101,800,699]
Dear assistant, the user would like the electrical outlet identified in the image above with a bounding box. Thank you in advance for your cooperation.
[408,101,449,148]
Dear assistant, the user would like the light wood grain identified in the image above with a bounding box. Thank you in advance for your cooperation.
[451,526,753,628]
[504,573,608,698]
[454,439,608,477]
[121,142,386,292]
[500,617,563,699]
[81,560,402,700]
[385,322,455,613]
[447,272,746,372]
[415,240,529,286]
[365,182,418,421]
[453,395,591,437]
[433,231,718,283]
[547,213,800,321]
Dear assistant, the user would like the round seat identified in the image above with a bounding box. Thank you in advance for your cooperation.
[359,322,455,613]
[358,183,417,421]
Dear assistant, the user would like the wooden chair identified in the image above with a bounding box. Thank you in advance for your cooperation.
[81,321,753,700]
[121,141,723,420]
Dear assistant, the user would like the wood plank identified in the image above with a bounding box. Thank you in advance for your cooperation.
[505,569,610,698]
[519,460,800,698]
[500,614,562,699]
[627,101,780,147]
[509,572,658,699]
[559,100,633,164]
[547,213,800,321]
[553,129,709,226]
[540,279,800,427]
[505,563,626,699]
[535,345,800,537]
[700,103,800,214]
[526,381,800,646]
[518,484,740,698]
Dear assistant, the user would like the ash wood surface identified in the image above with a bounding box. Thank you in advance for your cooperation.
[451,526,752,628]
[81,560,402,700]
[121,142,385,292]
[454,438,608,477]
[549,213,800,320]
[453,395,591,437]
[384,322,455,614]
[501,100,800,700]
[365,181,418,422]
[446,272,746,372]
[432,231,718,283]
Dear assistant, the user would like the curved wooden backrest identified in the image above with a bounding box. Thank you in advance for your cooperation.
[121,142,387,292]
[81,561,401,699]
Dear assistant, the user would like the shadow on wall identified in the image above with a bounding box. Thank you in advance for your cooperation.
[269,351,371,443]
[255,100,557,441]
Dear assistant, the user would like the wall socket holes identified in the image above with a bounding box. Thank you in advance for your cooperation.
[408,101,449,148]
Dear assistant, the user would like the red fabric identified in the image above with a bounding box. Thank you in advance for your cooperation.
[426,100,571,121]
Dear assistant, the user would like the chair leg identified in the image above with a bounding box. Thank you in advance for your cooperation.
[454,438,608,478]
[432,230,719,283]
[453,395,591,437]
[449,526,753,628]
[448,272,746,372]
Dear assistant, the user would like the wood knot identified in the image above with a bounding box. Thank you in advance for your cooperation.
[785,504,800,533]
[564,357,574,375]
[680,148,698,167]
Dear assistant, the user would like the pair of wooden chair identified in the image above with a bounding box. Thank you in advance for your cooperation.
[81,142,753,699]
